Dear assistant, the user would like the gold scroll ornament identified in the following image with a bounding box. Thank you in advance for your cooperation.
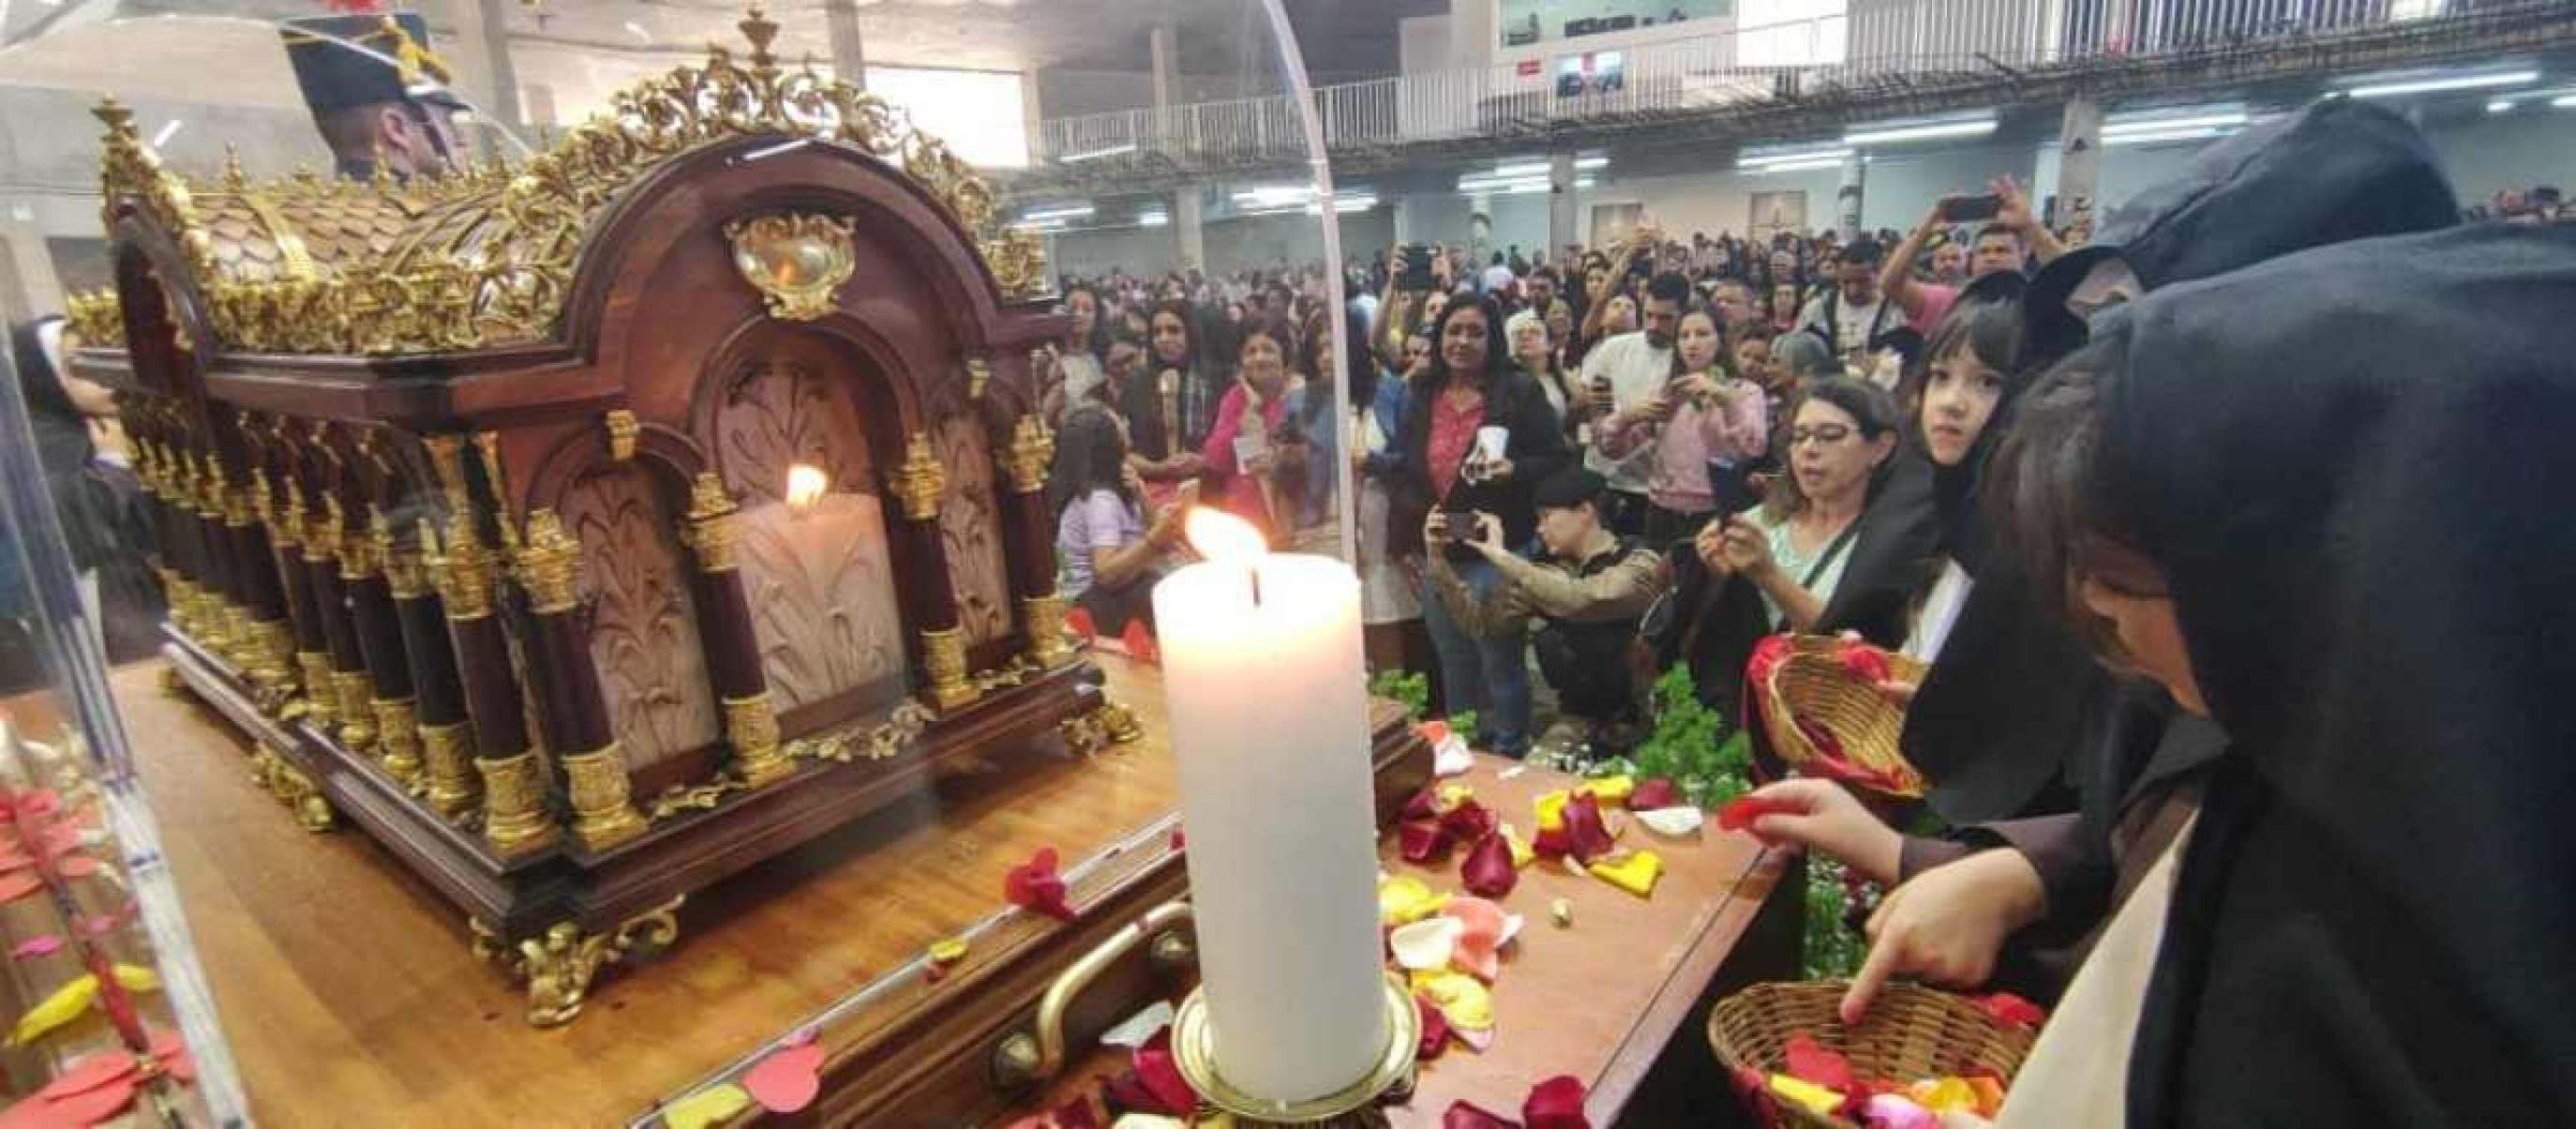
[725,213,858,322]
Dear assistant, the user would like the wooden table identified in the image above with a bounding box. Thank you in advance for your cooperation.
[1006,756,1797,1126]
[106,655,1203,1127]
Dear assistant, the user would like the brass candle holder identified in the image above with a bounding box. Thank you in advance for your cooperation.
[1169,971,1419,1128]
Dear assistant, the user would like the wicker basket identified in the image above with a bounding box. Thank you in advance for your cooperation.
[1755,635,1929,800]
[1708,981,2037,1128]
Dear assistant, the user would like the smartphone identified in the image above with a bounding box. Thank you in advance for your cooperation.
[1940,193,2003,222]
[1707,459,1757,519]
[1400,244,1437,292]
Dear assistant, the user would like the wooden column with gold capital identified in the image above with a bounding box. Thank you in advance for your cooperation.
[424,504,556,856]
[348,509,424,788]
[189,454,247,664]
[132,437,206,641]
[517,509,648,852]
[677,474,793,789]
[997,414,1077,669]
[305,495,376,750]
[889,431,976,712]
[270,481,334,719]
[385,512,478,817]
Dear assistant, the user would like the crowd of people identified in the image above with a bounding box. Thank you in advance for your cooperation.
[1038,96,2576,1122]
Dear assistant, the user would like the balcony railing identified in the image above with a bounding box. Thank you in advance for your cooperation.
[1032,0,2486,168]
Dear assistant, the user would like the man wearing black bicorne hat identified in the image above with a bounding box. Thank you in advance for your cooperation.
[279,11,466,181]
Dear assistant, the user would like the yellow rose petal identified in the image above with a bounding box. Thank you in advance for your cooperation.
[1535,790,1571,833]
[1414,971,1495,1031]
[665,1083,753,1129]
[1588,851,1665,898]
[1578,775,1635,805]
[1437,783,1476,809]
[1501,824,1535,868]
[1769,1074,1845,1117]
[1377,875,1448,926]
[1909,1076,1980,1114]
[926,938,967,963]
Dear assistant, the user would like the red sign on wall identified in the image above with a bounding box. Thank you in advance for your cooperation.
[1518,59,1542,77]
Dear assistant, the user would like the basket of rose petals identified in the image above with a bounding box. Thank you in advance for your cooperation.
[1746,635,1927,800]
[1708,981,2042,1127]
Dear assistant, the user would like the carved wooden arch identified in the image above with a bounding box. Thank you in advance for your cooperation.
[523,417,712,520]
[686,311,931,493]
[562,135,1053,392]
[101,203,219,437]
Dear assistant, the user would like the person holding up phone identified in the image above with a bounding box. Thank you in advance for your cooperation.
[1882,175,2068,334]
[1594,305,1767,546]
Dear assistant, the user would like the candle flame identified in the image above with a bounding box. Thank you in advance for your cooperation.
[784,463,828,511]
[1184,506,1266,564]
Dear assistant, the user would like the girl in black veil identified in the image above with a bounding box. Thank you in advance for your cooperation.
[1984,222,2576,1124]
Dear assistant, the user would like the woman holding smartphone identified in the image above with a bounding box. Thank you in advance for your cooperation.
[1595,305,1767,545]
[1390,295,1571,758]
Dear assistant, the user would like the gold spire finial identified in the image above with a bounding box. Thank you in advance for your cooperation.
[740,5,780,69]
[220,144,249,192]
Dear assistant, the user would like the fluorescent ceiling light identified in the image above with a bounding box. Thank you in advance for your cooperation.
[1574,156,1610,170]
[1060,143,1136,163]
[1738,146,1851,169]
[624,21,652,42]
[151,120,183,147]
[1018,203,1095,222]
[2488,99,2518,113]
[2344,69,2537,98]
[2556,94,2576,108]
[2104,112,2247,134]
[1491,160,1550,177]
[1844,118,1996,145]
[1009,218,1069,232]
[1138,212,1170,227]
[1233,185,1314,205]
[1748,156,1847,173]
[2104,127,2228,147]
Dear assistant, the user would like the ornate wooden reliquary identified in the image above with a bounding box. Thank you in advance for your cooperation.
[63,9,1127,1025]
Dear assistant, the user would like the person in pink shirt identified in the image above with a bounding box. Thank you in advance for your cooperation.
[1198,314,1298,543]
[1597,305,1768,545]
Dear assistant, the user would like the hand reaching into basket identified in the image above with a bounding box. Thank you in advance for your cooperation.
[1735,779,1903,887]
[1841,848,2049,1025]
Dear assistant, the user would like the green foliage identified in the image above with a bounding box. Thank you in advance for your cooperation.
[1369,669,1430,719]
[1803,857,1869,980]
[1625,664,1753,806]
[1445,710,1479,742]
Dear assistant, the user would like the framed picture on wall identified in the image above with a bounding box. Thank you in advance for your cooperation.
[1590,203,1642,249]
[1749,191,1807,242]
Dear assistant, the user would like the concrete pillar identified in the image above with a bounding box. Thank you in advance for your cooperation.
[1175,190,1206,272]
[2056,96,2104,241]
[1836,153,1866,241]
[1021,70,1046,169]
[825,0,867,89]
[1548,153,1579,263]
[422,0,524,154]
[472,0,524,130]
[1149,24,1176,113]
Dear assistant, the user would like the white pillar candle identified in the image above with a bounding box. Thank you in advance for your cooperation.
[1153,511,1386,1102]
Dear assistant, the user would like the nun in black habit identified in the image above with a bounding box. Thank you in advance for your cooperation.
[1984,220,2576,1125]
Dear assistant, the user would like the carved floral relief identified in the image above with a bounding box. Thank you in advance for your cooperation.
[936,415,1012,646]
[559,466,722,770]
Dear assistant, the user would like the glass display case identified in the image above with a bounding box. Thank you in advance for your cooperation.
[0,2,1401,1123]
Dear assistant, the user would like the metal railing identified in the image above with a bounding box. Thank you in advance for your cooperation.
[1031,0,2486,167]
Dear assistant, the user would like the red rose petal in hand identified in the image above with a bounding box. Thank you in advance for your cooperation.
[1628,776,1678,811]
[1415,992,1452,1061]
[1460,833,1518,899]
[1441,1102,1520,1129]
[1440,799,1496,847]
[1782,1033,1855,1091]
[1981,992,2045,1029]
[1521,1075,1591,1129]
[1004,848,1075,921]
[148,1030,195,1086]
[1399,819,1454,865]
[35,1053,136,1101]
[1560,793,1615,865]
[742,1042,826,1113]
[1718,796,1802,834]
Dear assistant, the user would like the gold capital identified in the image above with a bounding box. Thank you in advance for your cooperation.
[892,431,946,521]
[516,508,584,615]
[1021,592,1077,669]
[1004,414,1054,495]
[478,750,558,856]
[561,743,647,852]
[679,474,740,573]
[722,692,794,788]
[920,625,978,712]
[418,720,483,819]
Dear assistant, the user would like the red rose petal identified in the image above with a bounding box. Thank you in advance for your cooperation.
[10,936,61,960]
[42,1078,138,1129]
[1064,608,1097,640]
[0,873,40,903]
[1718,796,1802,833]
[1130,1041,1195,1115]
[1051,1096,1102,1129]
[1628,777,1678,811]
[1561,794,1615,865]
[1439,799,1497,844]
[1401,787,1443,822]
[1783,1033,1855,1091]
[1168,827,1186,852]
[742,1042,825,1113]
[1521,1075,1591,1129]
[35,1053,136,1101]
[1981,992,2046,1029]
[1837,642,1892,685]
[1119,622,1160,665]
[1004,849,1075,922]
[1441,1102,1520,1129]
[1399,819,1452,865]
[1531,824,1571,859]
[1414,992,1451,1061]
[1460,833,1518,899]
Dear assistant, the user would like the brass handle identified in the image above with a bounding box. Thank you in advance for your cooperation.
[990,899,1194,1090]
